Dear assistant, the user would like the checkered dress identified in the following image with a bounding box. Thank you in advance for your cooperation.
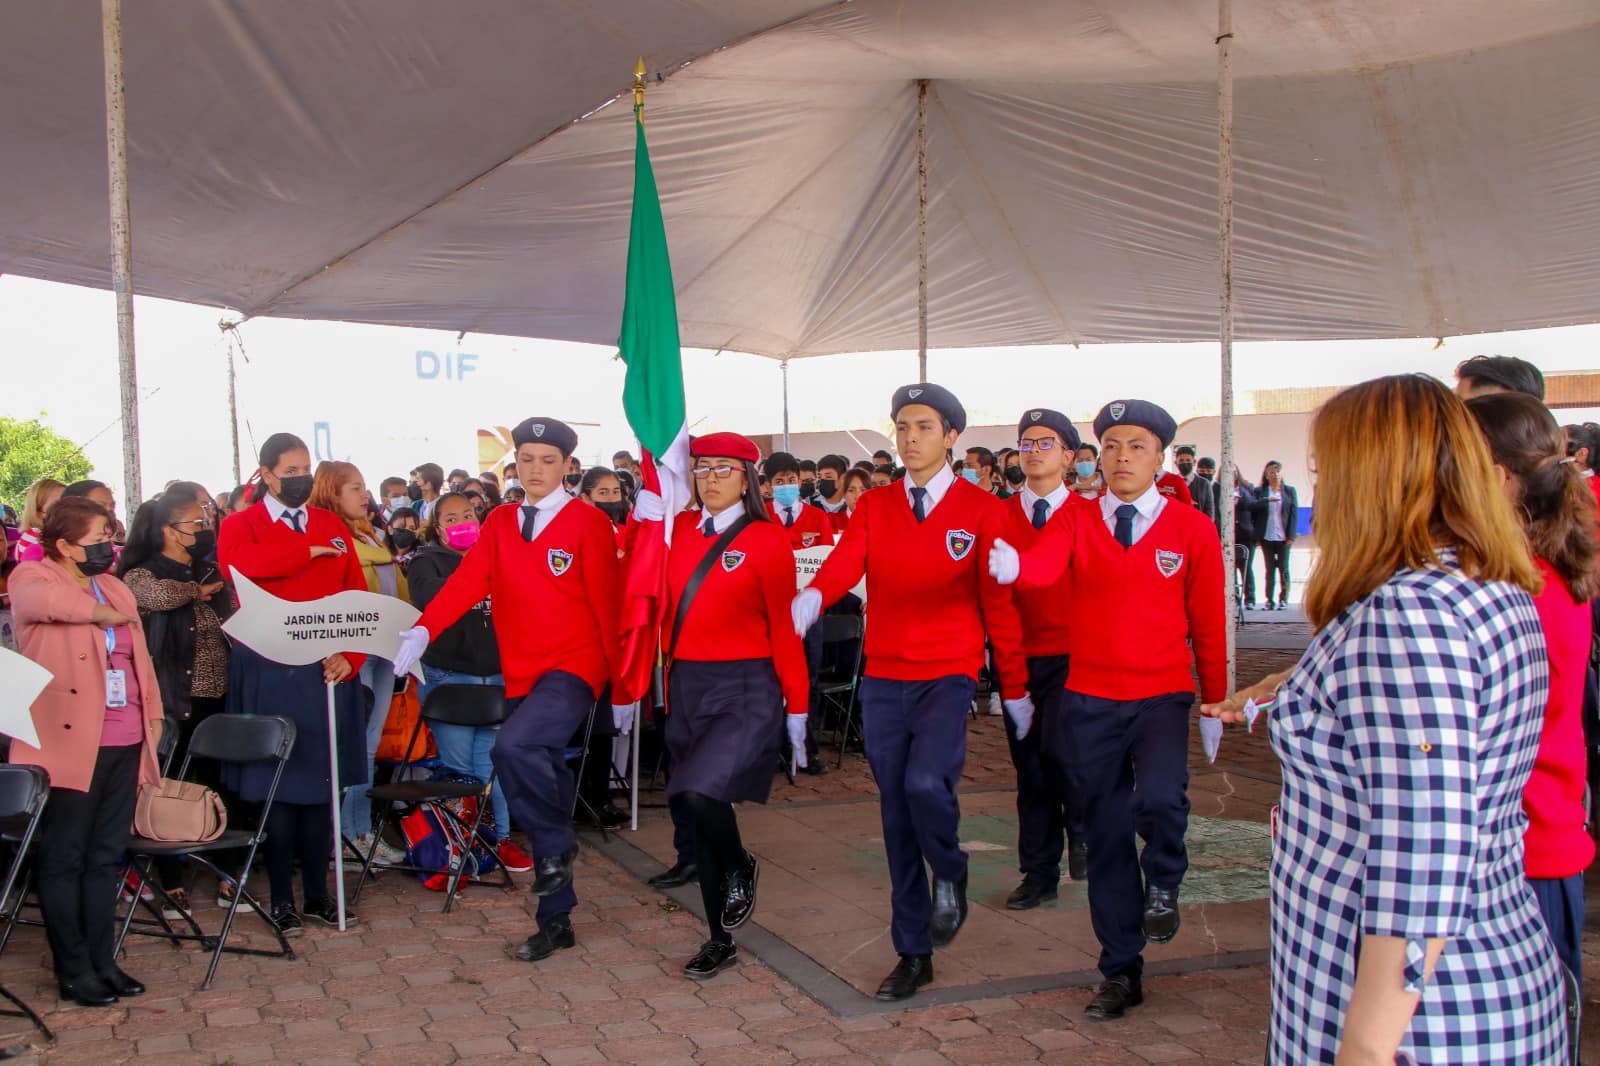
[1268,558,1567,1064]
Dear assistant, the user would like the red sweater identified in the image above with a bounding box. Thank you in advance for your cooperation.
[1524,556,1595,878]
[810,480,1027,698]
[1004,491,1093,659]
[416,501,623,700]
[770,501,836,550]
[1019,496,1227,703]
[218,502,370,671]
[1156,471,1193,506]
[666,512,809,716]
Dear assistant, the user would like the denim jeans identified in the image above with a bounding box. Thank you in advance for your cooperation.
[419,665,510,839]
[340,656,396,839]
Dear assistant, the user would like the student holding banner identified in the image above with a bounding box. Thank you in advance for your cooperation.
[218,432,368,936]
[393,417,626,964]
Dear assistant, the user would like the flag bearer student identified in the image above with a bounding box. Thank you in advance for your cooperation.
[989,399,1227,1020]
[218,432,368,934]
[765,452,835,774]
[1002,408,1091,911]
[392,417,626,963]
[644,432,810,978]
[791,383,1031,1002]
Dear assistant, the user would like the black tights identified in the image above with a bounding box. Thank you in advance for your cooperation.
[672,791,744,944]
[264,801,333,909]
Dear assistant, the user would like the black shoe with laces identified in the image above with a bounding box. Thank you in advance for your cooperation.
[929,875,968,946]
[514,918,576,962]
[532,844,579,897]
[58,973,118,1008]
[98,966,144,997]
[303,896,359,929]
[1142,885,1180,943]
[722,853,759,930]
[1004,879,1058,911]
[1085,974,1143,1020]
[684,939,738,980]
[1067,839,1089,882]
[874,954,933,1001]
[270,902,304,939]
[647,861,699,889]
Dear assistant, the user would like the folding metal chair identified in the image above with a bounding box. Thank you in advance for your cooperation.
[564,701,606,841]
[113,714,299,990]
[353,684,514,913]
[815,613,866,767]
[0,765,53,1052]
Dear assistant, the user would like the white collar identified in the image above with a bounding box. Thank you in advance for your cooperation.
[904,464,956,508]
[263,494,306,526]
[1100,481,1164,521]
[819,497,847,513]
[525,488,570,515]
[1019,480,1068,513]
[701,505,744,534]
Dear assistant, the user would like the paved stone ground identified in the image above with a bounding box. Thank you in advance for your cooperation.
[1,639,1595,1064]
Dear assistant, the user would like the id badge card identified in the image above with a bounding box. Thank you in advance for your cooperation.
[106,668,129,708]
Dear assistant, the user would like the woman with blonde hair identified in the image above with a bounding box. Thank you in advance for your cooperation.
[1206,374,1564,1064]
[13,477,65,563]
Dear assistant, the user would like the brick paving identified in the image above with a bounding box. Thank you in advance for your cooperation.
[0,641,1594,1063]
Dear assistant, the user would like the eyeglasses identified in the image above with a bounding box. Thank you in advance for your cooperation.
[169,518,210,530]
[692,464,739,480]
[1017,438,1062,453]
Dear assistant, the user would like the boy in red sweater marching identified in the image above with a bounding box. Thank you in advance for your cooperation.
[990,399,1226,1021]
[793,383,1031,1003]
[393,417,626,963]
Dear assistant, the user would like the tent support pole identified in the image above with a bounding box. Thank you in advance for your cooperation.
[224,324,243,486]
[102,0,142,507]
[1217,0,1237,692]
[916,79,929,380]
[781,358,791,452]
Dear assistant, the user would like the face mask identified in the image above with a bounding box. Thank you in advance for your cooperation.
[184,528,216,562]
[563,474,582,489]
[443,521,480,551]
[817,478,837,499]
[1176,462,1194,477]
[597,500,630,524]
[1004,466,1026,486]
[77,541,115,576]
[503,479,521,492]
[273,474,314,508]
[1075,461,1097,480]
[961,470,980,485]
[387,496,410,513]
[448,480,466,493]
[773,484,801,509]
[406,483,423,501]
[389,529,418,551]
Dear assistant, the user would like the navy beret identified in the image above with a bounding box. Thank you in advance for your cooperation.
[1093,399,1177,450]
[891,382,966,434]
[511,417,578,457]
[1016,408,1081,452]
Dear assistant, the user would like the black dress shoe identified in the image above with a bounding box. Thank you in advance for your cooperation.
[1004,879,1058,911]
[98,966,144,997]
[58,973,118,1008]
[532,844,579,897]
[1067,839,1089,882]
[874,954,933,1001]
[721,853,759,930]
[514,918,576,962]
[929,875,968,947]
[683,939,738,980]
[647,861,699,889]
[1085,974,1143,1020]
[1142,885,1180,943]
[802,761,828,776]
[595,804,629,828]
[270,902,304,939]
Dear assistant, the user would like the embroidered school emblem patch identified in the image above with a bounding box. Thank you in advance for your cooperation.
[330,537,348,554]
[547,548,573,575]
[909,388,924,399]
[946,529,975,561]
[721,551,746,573]
[1155,550,1184,578]
[531,423,546,438]
[1110,402,1126,420]
[800,532,818,548]
[1030,410,1042,421]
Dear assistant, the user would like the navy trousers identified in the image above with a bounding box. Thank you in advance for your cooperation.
[1056,689,1193,979]
[1009,655,1084,887]
[802,621,824,758]
[492,670,593,927]
[860,674,976,956]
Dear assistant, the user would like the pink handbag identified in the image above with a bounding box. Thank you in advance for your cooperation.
[133,778,227,843]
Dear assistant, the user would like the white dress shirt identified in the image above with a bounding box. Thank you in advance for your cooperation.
[520,488,572,541]
[1099,482,1166,546]
[1264,490,1286,541]
[1019,481,1069,524]
[904,464,957,515]
[263,493,307,533]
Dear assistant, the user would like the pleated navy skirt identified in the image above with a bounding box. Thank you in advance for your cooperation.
[665,658,783,805]
[224,642,367,806]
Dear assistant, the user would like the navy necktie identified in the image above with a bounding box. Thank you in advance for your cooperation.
[521,505,537,542]
[1031,499,1050,531]
[702,516,716,538]
[910,487,928,523]
[1114,503,1138,548]
[284,511,304,533]
[783,507,795,527]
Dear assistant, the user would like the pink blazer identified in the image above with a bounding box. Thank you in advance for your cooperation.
[7,559,163,793]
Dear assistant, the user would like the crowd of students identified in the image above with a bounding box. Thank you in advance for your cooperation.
[0,354,1591,1063]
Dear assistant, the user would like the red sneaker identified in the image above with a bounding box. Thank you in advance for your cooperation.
[496,839,535,873]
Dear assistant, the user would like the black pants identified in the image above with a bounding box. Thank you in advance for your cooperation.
[1234,542,1258,606]
[37,743,141,981]
[1011,655,1083,886]
[802,621,824,758]
[1260,540,1290,604]
[672,791,744,945]
[263,801,333,909]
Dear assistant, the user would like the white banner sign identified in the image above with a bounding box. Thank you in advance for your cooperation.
[222,569,424,679]
[793,546,866,602]
[0,647,46,748]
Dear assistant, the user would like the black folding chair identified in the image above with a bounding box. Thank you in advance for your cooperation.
[816,613,866,767]
[113,714,298,990]
[0,766,53,1053]
[564,701,606,841]
[352,684,514,913]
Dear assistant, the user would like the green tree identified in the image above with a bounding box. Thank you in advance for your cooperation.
[0,415,92,510]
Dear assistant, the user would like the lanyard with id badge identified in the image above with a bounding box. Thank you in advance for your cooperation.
[90,579,128,709]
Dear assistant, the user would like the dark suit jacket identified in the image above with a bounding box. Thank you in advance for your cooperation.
[1252,484,1299,544]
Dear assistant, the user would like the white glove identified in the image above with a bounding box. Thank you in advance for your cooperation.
[989,538,1020,585]
[791,588,822,637]
[632,489,665,522]
[1003,695,1035,740]
[612,703,636,734]
[392,626,430,676]
[787,715,808,769]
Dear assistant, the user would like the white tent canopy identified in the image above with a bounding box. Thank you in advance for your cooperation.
[2,0,1597,356]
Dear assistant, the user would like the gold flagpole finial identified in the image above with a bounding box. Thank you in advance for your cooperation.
[632,57,647,111]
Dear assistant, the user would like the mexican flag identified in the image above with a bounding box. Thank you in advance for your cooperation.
[616,99,691,704]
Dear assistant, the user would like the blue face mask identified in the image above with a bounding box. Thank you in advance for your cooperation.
[1075,461,1097,480]
[960,469,980,485]
[773,484,801,508]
